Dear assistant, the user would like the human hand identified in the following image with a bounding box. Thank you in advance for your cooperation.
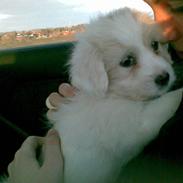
[46,83,77,111]
[8,129,64,183]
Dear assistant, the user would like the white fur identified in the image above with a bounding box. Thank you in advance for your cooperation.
[47,8,183,183]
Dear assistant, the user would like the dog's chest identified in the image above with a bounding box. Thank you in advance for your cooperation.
[51,96,147,157]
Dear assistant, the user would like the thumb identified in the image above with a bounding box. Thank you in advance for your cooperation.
[43,129,64,168]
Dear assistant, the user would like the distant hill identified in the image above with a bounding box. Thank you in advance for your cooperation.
[0,24,85,49]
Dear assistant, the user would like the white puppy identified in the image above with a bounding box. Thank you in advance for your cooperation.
[2,7,181,183]
[47,8,182,183]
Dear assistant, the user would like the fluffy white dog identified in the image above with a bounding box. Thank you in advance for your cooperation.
[1,7,182,183]
[47,8,182,183]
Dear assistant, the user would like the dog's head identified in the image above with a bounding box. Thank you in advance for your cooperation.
[70,8,175,101]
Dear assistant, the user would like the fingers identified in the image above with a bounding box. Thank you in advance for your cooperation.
[8,132,64,183]
[8,136,44,176]
[58,83,77,97]
[46,83,77,110]
[19,136,44,159]
[46,92,64,110]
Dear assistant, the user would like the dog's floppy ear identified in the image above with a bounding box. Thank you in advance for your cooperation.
[70,40,108,96]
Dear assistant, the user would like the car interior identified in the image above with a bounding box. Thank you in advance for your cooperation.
[0,42,74,173]
[1,26,183,183]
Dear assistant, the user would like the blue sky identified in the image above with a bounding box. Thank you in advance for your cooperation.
[0,0,153,32]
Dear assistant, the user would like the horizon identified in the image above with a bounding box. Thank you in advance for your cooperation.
[0,0,153,33]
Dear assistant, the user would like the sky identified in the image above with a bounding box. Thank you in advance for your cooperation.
[0,0,153,33]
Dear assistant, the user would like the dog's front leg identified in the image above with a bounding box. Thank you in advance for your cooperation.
[63,146,121,183]
[141,89,182,139]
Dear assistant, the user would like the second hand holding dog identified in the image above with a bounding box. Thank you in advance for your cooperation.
[7,129,64,183]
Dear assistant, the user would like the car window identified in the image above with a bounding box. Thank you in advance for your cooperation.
[0,0,152,49]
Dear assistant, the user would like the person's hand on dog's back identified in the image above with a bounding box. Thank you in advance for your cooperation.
[8,129,64,183]
[46,83,76,112]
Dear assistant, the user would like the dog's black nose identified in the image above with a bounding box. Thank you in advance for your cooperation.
[155,72,170,87]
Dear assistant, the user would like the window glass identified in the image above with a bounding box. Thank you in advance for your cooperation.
[0,0,152,48]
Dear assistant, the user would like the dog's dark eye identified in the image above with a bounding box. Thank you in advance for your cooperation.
[120,55,137,68]
[151,41,159,54]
